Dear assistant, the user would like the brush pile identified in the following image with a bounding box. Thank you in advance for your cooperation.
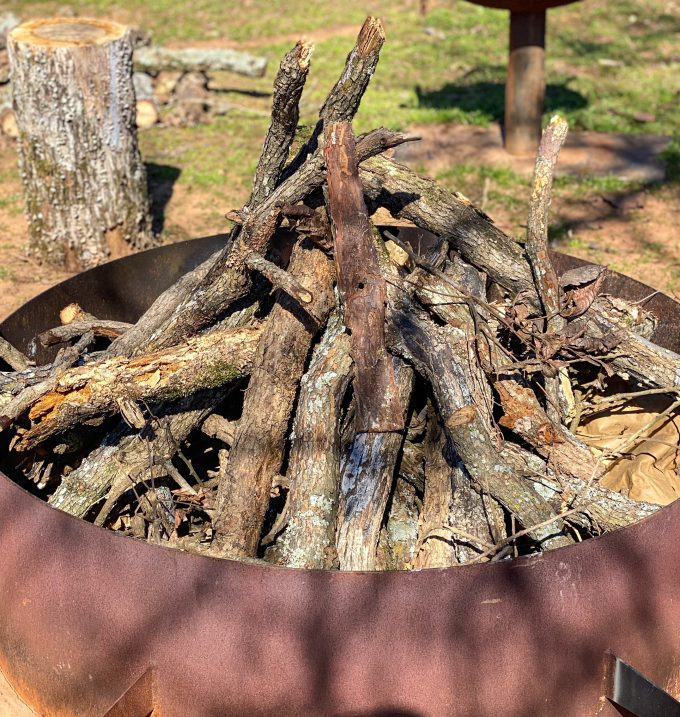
[1,18,678,570]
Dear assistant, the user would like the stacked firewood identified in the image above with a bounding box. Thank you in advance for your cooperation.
[0,18,676,570]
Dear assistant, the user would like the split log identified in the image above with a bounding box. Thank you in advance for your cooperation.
[8,18,153,269]
[212,238,335,559]
[248,40,312,208]
[133,46,267,77]
[325,121,403,432]
[9,325,262,450]
[268,313,353,569]
[335,358,414,571]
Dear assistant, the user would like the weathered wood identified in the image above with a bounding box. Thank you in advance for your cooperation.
[285,17,385,176]
[335,358,413,571]
[388,302,573,550]
[379,477,420,570]
[526,115,570,421]
[212,238,335,559]
[0,336,29,370]
[244,251,314,307]
[134,45,267,77]
[269,313,353,569]
[135,127,416,355]
[361,155,537,302]
[9,325,262,450]
[9,18,153,269]
[325,121,403,433]
[39,319,132,346]
[248,40,312,207]
[505,444,660,534]
[201,414,237,446]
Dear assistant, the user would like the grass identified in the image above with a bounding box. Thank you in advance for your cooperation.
[0,0,677,260]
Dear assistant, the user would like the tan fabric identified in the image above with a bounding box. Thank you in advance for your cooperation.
[577,395,680,506]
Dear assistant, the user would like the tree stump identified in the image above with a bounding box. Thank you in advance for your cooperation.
[8,18,153,270]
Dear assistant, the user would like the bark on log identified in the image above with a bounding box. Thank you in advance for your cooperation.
[9,18,153,269]
[335,358,413,571]
[212,238,335,559]
[133,128,415,355]
[10,325,261,450]
[0,336,29,371]
[388,302,574,550]
[361,155,536,302]
[133,46,267,77]
[248,40,312,208]
[376,476,420,570]
[325,121,403,432]
[413,418,495,568]
[268,313,353,569]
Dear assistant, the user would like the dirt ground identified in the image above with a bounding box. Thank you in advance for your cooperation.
[0,124,678,323]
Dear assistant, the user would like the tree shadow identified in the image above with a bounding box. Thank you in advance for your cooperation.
[415,80,588,124]
[145,163,182,236]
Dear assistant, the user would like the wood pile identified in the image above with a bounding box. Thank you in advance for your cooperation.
[0,18,677,570]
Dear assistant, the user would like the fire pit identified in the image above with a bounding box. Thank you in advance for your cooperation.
[1,233,680,717]
[466,0,584,155]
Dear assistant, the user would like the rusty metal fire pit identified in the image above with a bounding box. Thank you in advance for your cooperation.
[1,230,680,717]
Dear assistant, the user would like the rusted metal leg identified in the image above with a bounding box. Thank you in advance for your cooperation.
[504,9,546,156]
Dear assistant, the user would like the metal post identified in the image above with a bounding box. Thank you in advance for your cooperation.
[504,9,546,155]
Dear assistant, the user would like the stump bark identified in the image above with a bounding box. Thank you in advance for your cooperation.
[8,18,153,269]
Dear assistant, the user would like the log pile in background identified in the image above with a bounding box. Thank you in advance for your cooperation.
[0,18,678,570]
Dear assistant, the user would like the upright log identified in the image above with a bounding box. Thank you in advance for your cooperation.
[9,18,153,269]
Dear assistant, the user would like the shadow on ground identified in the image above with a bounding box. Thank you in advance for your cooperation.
[415,80,588,123]
[146,162,182,236]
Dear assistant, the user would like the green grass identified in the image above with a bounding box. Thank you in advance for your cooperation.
[0,266,16,281]
[1,0,677,243]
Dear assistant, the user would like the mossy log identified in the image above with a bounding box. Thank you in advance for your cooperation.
[8,18,153,269]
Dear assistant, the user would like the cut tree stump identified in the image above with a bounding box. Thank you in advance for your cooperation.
[8,18,154,269]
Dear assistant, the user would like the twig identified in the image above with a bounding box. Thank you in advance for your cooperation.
[0,336,30,371]
[244,251,314,306]
[609,397,680,457]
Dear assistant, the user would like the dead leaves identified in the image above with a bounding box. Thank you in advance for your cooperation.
[560,265,607,318]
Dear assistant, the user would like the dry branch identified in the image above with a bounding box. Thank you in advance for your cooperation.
[268,313,353,569]
[212,238,335,559]
[248,40,312,207]
[11,325,261,450]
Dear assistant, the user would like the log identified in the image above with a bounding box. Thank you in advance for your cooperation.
[8,18,153,269]
[133,46,267,77]
[376,476,420,570]
[212,238,335,559]
[361,155,536,302]
[388,302,574,551]
[285,16,385,176]
[324,121,403,432]
[248,40,312,208]
[335,358,414,571]
[0,336,29,371]
[268,313,353,569]
[9,325,262,450]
